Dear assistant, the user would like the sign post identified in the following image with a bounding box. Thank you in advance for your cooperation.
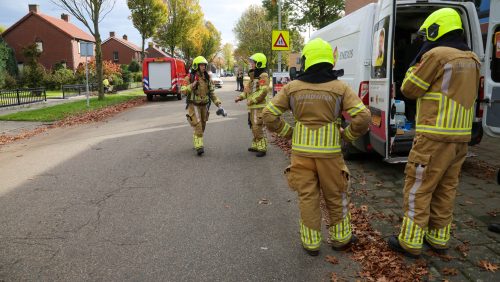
[80,42,94,107]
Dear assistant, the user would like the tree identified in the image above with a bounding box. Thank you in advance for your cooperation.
[154,0,203,57]
[263,0,344,30]
[233,5,273,70]
[127,0,168,61]
[22,43,46,88]
[51,0,117,100]
[0,25,6,34]
[180,21,206,69]
[200,21,222,62]
[222,43,234,71]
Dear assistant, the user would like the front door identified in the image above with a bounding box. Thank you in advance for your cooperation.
[369,0,396,159]
[483,0,500,137]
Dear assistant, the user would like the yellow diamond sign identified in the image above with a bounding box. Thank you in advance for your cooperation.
[272,30,290,51]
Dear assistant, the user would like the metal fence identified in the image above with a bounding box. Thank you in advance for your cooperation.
[61,83,98,99]
[0,88,46,108]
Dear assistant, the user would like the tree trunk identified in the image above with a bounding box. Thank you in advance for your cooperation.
[141,36,145,61]
[94,20,104,100]
[170,45,175,58]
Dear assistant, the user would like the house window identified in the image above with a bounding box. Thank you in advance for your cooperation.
[78,41,80,54]
[18,63,24,74]
[36,41,43,52]
[113,51,119,62]
[296,57,301,65]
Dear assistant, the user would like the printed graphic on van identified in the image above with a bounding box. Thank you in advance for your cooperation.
[371,16,390,79]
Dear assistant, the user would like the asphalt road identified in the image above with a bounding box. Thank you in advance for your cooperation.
[0,79,339,281]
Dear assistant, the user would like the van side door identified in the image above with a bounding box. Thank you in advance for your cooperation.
[483,0,500,137]
[368,0,395,159]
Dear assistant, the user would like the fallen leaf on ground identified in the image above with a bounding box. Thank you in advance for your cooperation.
[325,255,339,265]
[478,260,499,272]
[456,242,470,257]
[442,267,458,276]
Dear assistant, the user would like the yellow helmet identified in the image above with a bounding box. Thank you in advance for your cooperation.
[249,53,267,68]
[301,38,334,71]
[419,8,463,41]
[192,56,208,70]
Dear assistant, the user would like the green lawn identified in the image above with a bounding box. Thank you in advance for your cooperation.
[0,90,144,122]
[46,90,64,98]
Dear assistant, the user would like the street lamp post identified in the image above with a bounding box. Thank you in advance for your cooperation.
[277,0,282,72]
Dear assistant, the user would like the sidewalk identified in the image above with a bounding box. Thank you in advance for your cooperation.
[0,89,142,136]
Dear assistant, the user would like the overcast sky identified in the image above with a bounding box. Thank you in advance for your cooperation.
[0,0,265,47]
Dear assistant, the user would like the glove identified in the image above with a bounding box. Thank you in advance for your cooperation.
[216,107,227,117]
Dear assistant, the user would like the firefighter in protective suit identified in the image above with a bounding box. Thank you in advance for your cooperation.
[387,8,481,257]
[262,38,371,256]
[181,56,222,156]
[235,53,270,157]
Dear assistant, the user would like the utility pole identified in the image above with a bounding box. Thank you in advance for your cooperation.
[278,0,282,72]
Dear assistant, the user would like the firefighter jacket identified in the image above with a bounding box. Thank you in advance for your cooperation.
[183,72,221,106]
[238,72,270,109]
[401,46,480,142]
[262,79,371,158]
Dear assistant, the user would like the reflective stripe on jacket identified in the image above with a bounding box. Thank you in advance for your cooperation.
[401,46,480,142]
[262,79,371,158]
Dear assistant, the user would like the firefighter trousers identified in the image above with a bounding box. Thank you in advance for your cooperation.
[398,134,467,255]
[186,104,209,136]
[286,154,352,250]
[249,108,267,152]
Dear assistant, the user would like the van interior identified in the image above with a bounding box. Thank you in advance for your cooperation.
[390,5,472,155]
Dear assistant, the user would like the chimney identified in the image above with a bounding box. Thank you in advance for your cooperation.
[110,31,115,38]
[29,4,39,13]
[61,13,69,22]
[148,42,153,48]
[122,34,128,41]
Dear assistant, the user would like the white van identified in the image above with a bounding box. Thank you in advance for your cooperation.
[483,0,500,138]
[310,0,495,163]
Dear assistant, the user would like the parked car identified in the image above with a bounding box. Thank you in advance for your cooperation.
[211,73,223,88]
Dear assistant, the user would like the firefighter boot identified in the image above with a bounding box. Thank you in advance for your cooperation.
[248,140,258,152]
[255,138,267,157]
[194,135,204,156]
[387,236,420,259]
[488,223,500,233]
[425,224,451,255]
[300,221,321,256]
[330,213,357,251]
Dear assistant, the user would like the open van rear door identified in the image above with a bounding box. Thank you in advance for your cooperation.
[369,0,396,159]
[483,0,500,137]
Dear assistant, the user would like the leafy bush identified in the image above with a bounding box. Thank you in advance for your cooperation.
[121,69,133,83]
[22,63,46,88]
[134,72,142,82]
[76,59,122,82]
[110,74,123,86]
[128,60,141,72]
[3,74,17,89]
[49,68,75,89]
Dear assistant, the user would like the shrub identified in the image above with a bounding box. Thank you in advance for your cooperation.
[128,60,141,72]
[110,74,123,86]
[3,74,17,89]
[22,63,46,88]
[134,72,142,82]
[50,68,75,89]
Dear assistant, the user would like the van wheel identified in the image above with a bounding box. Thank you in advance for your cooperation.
[177,93,182,100]
[147,94,153,101]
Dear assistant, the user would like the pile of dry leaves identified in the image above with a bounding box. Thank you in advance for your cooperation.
[0,97,145,146]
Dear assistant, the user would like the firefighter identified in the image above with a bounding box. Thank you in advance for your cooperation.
[181,56,222,156]
[262,38,371,256]
[387,8,481,258]
[235,53,270,157]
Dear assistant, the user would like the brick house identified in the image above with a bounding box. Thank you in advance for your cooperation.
[145,42,170,58]
[101,32,142,65]
[345,0,377,15]
[1,4,95,71]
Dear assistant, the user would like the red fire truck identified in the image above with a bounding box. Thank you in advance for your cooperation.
[142,57,187,101]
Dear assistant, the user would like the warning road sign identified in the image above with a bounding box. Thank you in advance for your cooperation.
[272,30,290,51]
